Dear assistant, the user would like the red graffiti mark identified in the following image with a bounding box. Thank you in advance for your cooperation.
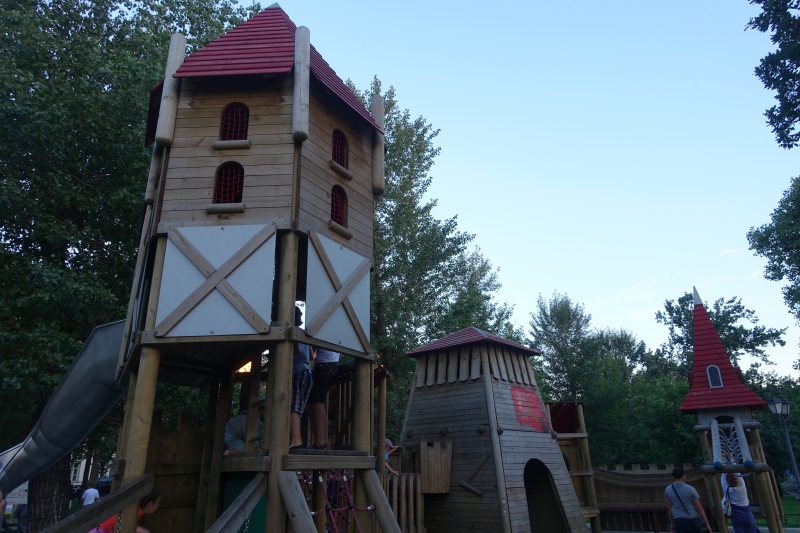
[511,386,549,431]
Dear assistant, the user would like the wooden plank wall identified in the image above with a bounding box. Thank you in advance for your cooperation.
[300,82,374,257]
[403,349,502,533]
[486,348,587,533]
[160,76,294,224]
[139,412,205,532]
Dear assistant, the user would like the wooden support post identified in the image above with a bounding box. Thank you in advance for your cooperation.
[194,374,220,533]
[370,94,385,196]
[154,33,186,147]
[292,26,310,142]
[576,404,601,533]
[358,470,401,533]
[749,427,784,533]
[479,349,512,533]
[119,236,166,533]
[245,353,262,452]
[377,375,387,474]
[266,227,299,532]
[205,368,235,531]
[699,432,727,533]
[352,358,372,524]
[277,471,316,532]
[112,371,138,491]
[312,471,325,533]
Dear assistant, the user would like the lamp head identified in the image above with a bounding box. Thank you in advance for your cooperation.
[767,397,790,417]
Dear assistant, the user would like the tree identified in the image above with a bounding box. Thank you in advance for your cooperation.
[748,178,800,334]
[0,0,258,529]
[348,78,522,438]
[747,1,800,149]
[528,292,599,401]
[655,292,786,371]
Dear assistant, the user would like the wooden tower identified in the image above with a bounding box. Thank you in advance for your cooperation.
[112,5,399,532]
[681,288,784,533]
[401,327,586,533]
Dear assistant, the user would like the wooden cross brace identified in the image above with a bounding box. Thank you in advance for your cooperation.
[306,230,371,352]
[153,225,275,337]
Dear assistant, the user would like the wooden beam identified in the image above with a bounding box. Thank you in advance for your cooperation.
[206,473,266,533]
[154,33,186,147]
[358,470,401,533]
[305,259,370,337]
[292,26,310,142]
[370,94,385,196]
[277,471,317,532]
[41,475,154,533]
[205,367,234,531]
[245,352,262,452]
[221,455,271,473]
[480,348,512,533]
[377,376,387,474]
[194,374,219,533]
[282,455,375,470]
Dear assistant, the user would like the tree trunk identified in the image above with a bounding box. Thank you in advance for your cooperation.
[88,448,101,484]
[28,454,72,533]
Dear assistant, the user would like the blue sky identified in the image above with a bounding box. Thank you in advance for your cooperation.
[274,1,799,374]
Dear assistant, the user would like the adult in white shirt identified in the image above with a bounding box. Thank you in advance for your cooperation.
[81,484,100,506]
[721,473,758,533]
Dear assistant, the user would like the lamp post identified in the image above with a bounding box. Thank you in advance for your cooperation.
[767,397,800,496]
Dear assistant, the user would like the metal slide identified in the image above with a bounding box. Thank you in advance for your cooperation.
[0,321,127,494]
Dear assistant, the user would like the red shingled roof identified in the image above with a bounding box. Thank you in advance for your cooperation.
[406,327,540,357]
[679,292,766,413]
[173,5,380,132]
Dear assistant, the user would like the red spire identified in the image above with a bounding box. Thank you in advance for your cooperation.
[679,288,766,412]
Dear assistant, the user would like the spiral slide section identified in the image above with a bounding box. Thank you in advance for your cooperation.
[0,321,127,494]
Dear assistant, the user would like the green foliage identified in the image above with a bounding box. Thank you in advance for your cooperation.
[655,292,786,371]
[748,177,800,340]
[747,1,800,148]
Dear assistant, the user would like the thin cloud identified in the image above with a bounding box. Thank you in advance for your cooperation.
[633,307,660,318]
[719,249,736,256]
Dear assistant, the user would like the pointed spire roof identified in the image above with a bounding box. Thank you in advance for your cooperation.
[679,287,766,412]
[173,6,380,131]
[405,326,540,357]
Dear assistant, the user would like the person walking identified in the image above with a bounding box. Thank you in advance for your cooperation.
[722,473,758,533]
[665,467,712,533]
[81,484,100,507]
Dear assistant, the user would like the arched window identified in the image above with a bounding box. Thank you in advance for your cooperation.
[220,103,249,141]
[707,365,723,388]
[214,162,244,204]
[331,185,347,227]
[332,129,348,168]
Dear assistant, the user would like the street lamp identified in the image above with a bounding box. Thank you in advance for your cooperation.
[767,397,800,497]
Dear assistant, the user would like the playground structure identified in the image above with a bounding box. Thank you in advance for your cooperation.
[0,5,791,533]
[399,327,586,533]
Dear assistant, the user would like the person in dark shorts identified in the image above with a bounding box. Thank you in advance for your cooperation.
[665,467,712,533]
[307,348,339,449]
[290,306,312,448]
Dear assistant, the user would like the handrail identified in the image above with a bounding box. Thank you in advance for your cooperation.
[41,475,154,533]
[207,473,266,533]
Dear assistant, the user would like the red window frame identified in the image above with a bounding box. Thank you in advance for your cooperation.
[332,129,348,168]
[214,162,244,204]
[220,103,249,141]
[331,185,347,226]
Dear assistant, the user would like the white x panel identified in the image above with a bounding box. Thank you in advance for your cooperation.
[306,233,370,352]
[156,224,275,337]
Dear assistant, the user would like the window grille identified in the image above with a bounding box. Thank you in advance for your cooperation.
[332,129,348,168]
[707,365,723,388]
[220,103,249,141]
[331,185,347,226]
[214,162,244,204]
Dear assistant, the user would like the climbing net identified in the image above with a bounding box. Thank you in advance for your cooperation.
[299,469,375,533]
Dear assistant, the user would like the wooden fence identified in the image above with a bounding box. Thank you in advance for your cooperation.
[376,473,424,533]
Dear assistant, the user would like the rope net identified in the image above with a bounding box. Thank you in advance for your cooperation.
[330,186,346,226]
[214,162,244,204]
[332,129,348,168]
[220,103,249,141]
[300,469,374,533]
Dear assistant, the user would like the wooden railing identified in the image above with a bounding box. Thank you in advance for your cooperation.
[41,475,154,533]
[377,473,424,533]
